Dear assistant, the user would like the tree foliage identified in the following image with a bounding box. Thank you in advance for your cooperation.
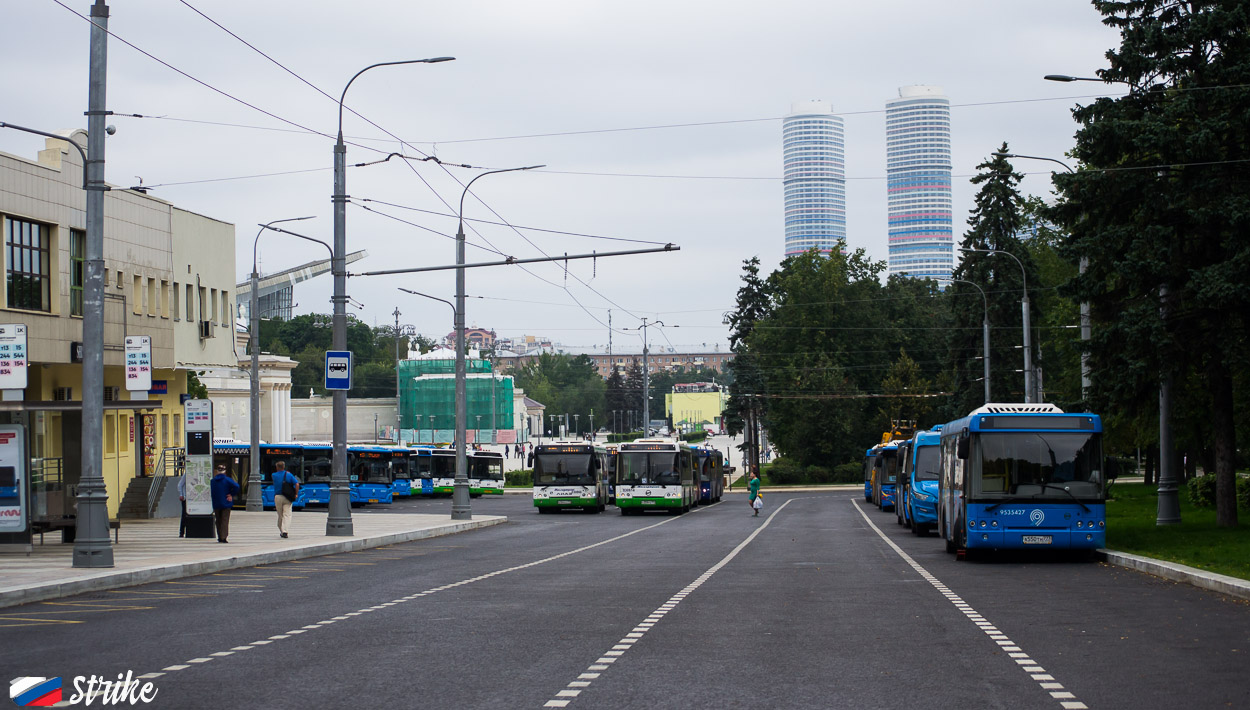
[510,353,606,436]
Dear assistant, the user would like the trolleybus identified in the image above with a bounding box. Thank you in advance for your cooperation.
[615,439,697,514]
[532,442,610,512]
[937,404,1107,555]
[694,446,724,504]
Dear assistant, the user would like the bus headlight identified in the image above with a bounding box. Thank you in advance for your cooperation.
[1098,520,1104,527]
[991,520,998,527]
[1076,520,1083,528]
[979,520,987,528]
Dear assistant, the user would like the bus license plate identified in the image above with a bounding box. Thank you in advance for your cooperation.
[368,499,379,503]
[1022,535,1052,545]
[557,500,571,505]
[641,500,655,505]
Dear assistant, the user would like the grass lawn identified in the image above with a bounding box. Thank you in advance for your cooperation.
[1106,482,1250,581]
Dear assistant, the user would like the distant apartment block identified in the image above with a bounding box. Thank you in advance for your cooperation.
[783,100,847,257]
[886,86,954,283]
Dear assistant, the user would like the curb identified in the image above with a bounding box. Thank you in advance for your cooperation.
[0,517,506,609]
[1096,548,1250,601]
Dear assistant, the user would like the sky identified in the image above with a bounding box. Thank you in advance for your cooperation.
[1,1,1125,354]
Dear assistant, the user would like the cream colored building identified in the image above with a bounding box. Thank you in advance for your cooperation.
[0,130,237,521]
[198,330,298,443]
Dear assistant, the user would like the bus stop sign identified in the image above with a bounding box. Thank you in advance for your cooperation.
[325,351,353,391]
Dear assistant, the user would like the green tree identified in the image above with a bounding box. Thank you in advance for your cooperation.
[604,367,629,432]
[944,145,1042,419]
[1053,0,1250,526]
[510,353,605,437]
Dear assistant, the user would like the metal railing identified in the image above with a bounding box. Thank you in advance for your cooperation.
[146,447,185,518]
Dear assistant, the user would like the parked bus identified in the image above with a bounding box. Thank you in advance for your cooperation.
[615,439,697,515]
[348,444,393,504]
[469,450,505,496]
[896,427,941,535]
[603,443,618,502]
[868,441,900,511]
[694,446,724,504]
[937,404,1107,555]
[389,447,413,498]
[430,449,457,496]
[300,442,333,505]
[863,447,875,502]
[410,446,434,496]
[532,442,610,513]
[213,440,306,510]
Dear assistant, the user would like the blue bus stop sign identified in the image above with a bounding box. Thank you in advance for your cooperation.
[325,351,353,390]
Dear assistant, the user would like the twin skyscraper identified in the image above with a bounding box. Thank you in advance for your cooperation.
[782,86,954,283]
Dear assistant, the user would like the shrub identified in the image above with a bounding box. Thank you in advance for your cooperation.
[1186,474,1217,508]
[833,462,863,483]
[505,470,532,487]
[1238,476,1250,511]
[765,457,805,485]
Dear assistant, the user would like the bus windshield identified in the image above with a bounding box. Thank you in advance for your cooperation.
[260,450,302,484]
[876,451,899,484]
[534,453,594,485]
[350,455,391,484]
[914,446,940,481]
[303,449,332,484]
[391,457,410,480]
[618,452,681,486]
[973,432,1103,499]
[470,456,504,482]
[431,454,456,479]
[413,455,433,480]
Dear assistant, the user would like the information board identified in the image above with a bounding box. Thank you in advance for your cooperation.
[0,324,29,391]
[0,425,27,533]
[184,400,214,516]
[124,335,153,391]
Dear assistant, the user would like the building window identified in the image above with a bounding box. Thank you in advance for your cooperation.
[160,280,169,318]
[147,278,156,316]
[70,229,85,316]
[132,275,142,314]
[172,281,179,320]
[186,284,193,321]
[5,217,52,311]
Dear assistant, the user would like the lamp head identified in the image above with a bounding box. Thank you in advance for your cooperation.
[1044,74,1077,82]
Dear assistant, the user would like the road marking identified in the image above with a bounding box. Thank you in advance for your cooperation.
[542,499,795,708]
[852,500,1088,710]
[140,512,687,679]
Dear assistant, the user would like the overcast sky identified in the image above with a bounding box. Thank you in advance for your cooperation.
[2,1,1123,353]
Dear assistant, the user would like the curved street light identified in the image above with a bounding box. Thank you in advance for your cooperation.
[330,56,453,536]
[960,247,1032,402]
[950,279,991,404]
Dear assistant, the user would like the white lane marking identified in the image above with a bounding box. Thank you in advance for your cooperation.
[145,511,685,678]
[852,500,1088,710]
[542,499,794,708]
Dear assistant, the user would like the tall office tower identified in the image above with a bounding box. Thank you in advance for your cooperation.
[782,100,846,257]
[886,86,953,283]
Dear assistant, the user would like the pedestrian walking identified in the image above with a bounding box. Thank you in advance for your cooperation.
[747,471,761,517]
[177,474,187,537]
[271,460,299,539]
[210,465,240,543]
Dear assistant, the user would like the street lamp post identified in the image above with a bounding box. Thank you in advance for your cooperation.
[626,319,670,435]
[249,217,317,511]
[452,166,542,520]
[961,247,1033,403]
[331,56,453,536]
[951,279,991,404]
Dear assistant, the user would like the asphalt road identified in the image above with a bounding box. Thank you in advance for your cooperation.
[2,492,1247,709]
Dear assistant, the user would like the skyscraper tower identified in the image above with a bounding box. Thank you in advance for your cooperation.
[885,86,953,282]
[782,100,846,257]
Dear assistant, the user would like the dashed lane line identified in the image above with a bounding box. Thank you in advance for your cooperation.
[542,499,791,708]
[141,512,689,680]
[851,500,1088,710]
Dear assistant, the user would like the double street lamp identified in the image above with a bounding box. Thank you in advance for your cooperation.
[624,318,671,434]
[960,247,1033,403]
[331,57,453,535]
[950,279,991,404]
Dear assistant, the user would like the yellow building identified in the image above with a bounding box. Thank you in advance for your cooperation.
[665,383,728,433]
[1,130,237,523]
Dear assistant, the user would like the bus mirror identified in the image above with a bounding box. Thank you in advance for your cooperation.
[956,428,969,460]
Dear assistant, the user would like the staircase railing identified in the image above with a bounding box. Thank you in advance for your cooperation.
[146,447,185,518]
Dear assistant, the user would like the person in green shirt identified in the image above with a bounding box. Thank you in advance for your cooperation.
[748,472,761,517]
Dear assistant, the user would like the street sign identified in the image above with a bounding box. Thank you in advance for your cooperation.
[0,324,29,391]
[325,350,353,390]
[124,335,152,391]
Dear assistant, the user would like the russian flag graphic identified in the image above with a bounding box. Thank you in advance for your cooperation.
[9,677,62,707]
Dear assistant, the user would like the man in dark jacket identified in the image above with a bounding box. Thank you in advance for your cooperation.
[210,465,241,543]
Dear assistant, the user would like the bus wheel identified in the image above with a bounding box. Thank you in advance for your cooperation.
[538,507,551,514]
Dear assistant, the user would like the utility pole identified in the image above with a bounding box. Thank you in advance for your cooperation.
[393,307,402,435]
[1157,284,1180,524]
[74,0,113,568]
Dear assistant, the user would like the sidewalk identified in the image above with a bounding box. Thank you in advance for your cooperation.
[0,510,506,609]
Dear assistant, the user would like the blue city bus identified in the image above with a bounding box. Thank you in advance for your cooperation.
[869,441,900,511]
[348,445,393,504]
[213,441,307,510]
[469,450,505,496]
[389,447,413,498]
[863,447,874,502]
[410,447,435,496]
[937,404,1106,556]
[897,427,941,535]
[694,446,724,504]
[300,442,333,505]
